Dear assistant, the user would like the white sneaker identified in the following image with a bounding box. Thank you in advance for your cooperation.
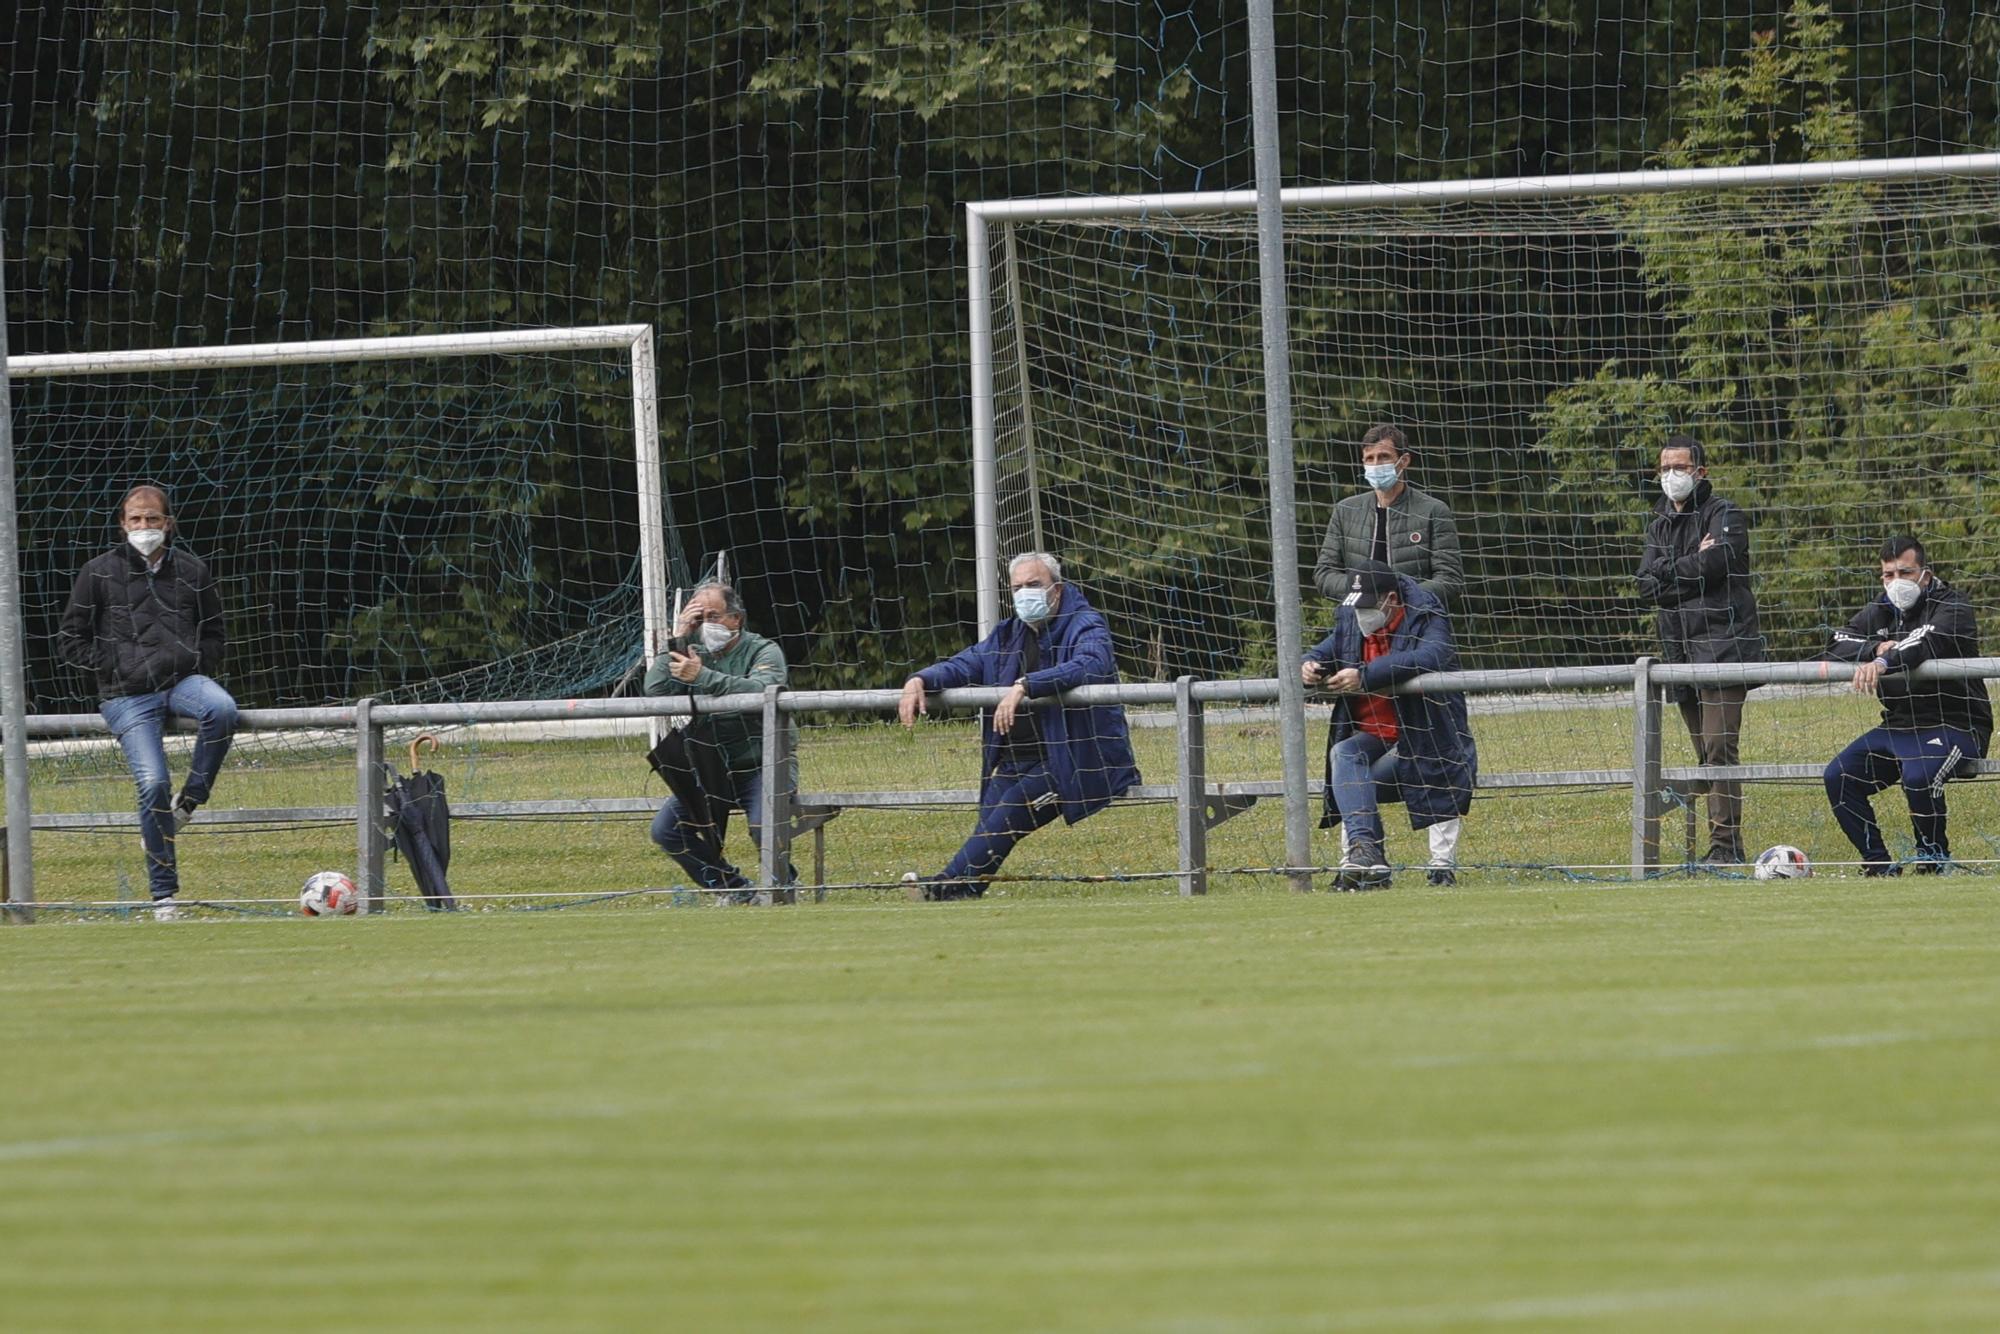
[171,801,197,833]
[153,898,182,922]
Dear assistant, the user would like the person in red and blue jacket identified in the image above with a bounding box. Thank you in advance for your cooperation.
[897,552,1140,900]
[1303,560,1476,890]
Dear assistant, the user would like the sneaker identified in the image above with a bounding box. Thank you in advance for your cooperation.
[1861,861,1902,878]
[171,797,198,833]
[152,898,182,922]
[1335,840,1392,892]
[901,872,983,902]
[1426,866,1457,887]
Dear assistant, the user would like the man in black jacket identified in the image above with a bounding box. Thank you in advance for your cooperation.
[1823,535,1992,875]
[1636,435,1764,866]
[58,485,237,919]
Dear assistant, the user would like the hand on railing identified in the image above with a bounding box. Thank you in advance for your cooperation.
[898,677,928,727]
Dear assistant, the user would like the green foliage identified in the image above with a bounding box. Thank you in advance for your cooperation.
[1539,2,2000,655]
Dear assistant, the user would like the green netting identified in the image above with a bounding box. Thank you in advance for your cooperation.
[13,354,684,710]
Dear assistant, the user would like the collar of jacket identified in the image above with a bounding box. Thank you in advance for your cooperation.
[1654,476,1714,517]
[118,541,174,572]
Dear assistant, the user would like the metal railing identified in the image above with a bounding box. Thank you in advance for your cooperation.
[9,657,2000,912]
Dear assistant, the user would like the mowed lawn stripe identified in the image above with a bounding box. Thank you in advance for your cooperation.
[3,885,1997,1332]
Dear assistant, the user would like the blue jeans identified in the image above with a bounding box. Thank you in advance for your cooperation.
[938,759,1065,888]
[651,771,793,889]
[1329,732,1403,847]
[1823,725,1980,867]
[99,675,239,901]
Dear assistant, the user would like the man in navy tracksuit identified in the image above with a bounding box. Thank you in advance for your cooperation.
[897,552,1140,900]
[1823,535,1992,875]
[1303,561,1477,890]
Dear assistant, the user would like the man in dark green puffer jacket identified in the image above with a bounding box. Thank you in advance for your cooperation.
[644,580,795,898]
[1312,423,1463,611]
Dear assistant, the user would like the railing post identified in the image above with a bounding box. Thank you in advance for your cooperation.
[356,698,388,913]
[759,686,796,905]
[1175,676,1208,896]
[1630,658,1662,879]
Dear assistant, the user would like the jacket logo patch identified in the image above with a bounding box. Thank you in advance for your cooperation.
[1410,531,1423,543]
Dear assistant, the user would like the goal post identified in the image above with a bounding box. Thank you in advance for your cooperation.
[8,323,673,677]
[5,322,680,704]
[969,151,2000,875]
[968,149,2000,648]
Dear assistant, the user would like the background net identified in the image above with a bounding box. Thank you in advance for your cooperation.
[15,351,678,712]
[7,0,2000,900]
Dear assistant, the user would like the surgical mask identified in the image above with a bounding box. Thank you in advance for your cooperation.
[1885,577,1923,612]
[1363,462,1401,491]
[698,620,736,653]
[127,529,166,558]
[1012,586,1052,623]
[1355,607,1389,636]
[1659,470,1697,503]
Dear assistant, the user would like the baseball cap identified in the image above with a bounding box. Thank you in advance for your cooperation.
[1341,561,1398,610]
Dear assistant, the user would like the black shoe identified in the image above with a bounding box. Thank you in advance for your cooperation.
[901,873,983,902]
[1909,858,1949,876]
[1862,861,1903,878]
[1425,866,1457,887]
[1336,841,1392,892]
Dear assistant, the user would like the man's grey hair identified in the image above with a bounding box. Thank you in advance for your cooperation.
[689,579,746,618]
[1007,551,1064,583]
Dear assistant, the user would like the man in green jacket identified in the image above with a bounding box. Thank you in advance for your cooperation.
[645,580,795,897]
[1312,423,1464,610]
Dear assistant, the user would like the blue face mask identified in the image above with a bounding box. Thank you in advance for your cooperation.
[1363,462,1401,491]
[1012,586,1052,623]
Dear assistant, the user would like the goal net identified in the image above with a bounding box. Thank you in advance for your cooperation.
[981,170,2000,873]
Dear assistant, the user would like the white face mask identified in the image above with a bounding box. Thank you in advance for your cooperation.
[698,620,736,653]
[1885,576,1923,612]
[1363,462,1401,491]
[1659,470,1697,503]
[1355,607,1389,636]
[1012,586,1052,623]
[127,528,166,558]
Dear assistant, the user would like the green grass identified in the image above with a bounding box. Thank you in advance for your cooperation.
[5,885,1999,1331]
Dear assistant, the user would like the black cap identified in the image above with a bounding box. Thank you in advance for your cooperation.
[1342,561,1398,610]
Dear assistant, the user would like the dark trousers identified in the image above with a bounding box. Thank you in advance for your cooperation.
[938,759,1064,888]
[1675,686,1746,863]
[1822,725,1980,868]
[652,771,795,889]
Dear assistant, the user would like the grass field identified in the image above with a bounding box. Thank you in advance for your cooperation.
[5,883,1999,1331]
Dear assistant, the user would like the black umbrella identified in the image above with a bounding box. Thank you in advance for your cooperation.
[646,721,733,868]
[385,734,457,911]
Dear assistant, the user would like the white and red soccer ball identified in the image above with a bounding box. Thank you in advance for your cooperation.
[1752,845,1812,880]
[299,870,361,916]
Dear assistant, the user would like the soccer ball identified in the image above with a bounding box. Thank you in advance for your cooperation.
[299,870,361,916]
[1752,845,1812,880]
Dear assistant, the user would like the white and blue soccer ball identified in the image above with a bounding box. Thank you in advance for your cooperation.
[1752,845,1812,881]
[299,870,361,916]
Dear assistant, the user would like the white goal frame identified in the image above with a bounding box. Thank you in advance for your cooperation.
[964,150,2000,637]
[6,322,671,664]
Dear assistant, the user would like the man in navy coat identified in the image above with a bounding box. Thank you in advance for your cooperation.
[1304,561,1477,890]
[897,552,1140,901]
